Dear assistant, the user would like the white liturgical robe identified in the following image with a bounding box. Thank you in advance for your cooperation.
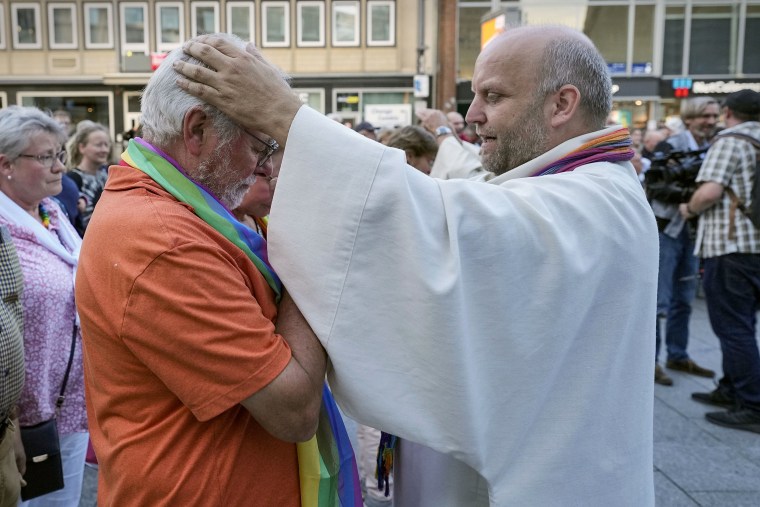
[268,106,657,507]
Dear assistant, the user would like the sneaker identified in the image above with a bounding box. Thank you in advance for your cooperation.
[655,364,673,386]
[691,387,736,408]
[666,358,715,378]
[705,408,760,434]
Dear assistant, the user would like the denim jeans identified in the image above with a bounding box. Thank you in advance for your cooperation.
[656,227,698,363]
[702,254,760,411]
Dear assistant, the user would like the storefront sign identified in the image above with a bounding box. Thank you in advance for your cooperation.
[692,80,760,94]
[364,104,412,128]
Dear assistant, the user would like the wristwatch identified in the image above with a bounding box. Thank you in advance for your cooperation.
[434,126,453,137]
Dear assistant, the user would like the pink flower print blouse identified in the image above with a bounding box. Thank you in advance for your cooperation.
[0,198,87,434]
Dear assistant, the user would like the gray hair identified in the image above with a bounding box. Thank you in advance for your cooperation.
[537,33,612,129]
[140,33,245,147]
[680,96,718,122]
[0,106,67,159]
[67,120,110,169]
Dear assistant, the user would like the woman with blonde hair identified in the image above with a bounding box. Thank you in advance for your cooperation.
[66,121,111,232]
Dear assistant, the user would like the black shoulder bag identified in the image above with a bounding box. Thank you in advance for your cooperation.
[20,323,78,501]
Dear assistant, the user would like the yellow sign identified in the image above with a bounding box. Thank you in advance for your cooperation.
[481,13,506,50]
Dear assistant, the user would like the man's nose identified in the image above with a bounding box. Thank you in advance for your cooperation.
[465,100,483,125]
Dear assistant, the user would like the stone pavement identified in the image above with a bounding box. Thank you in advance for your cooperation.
[655,296,760,506]
[78,296,760,507]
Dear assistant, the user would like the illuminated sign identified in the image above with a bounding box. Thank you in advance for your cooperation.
[481,13,505,50]
[692,80,760,94]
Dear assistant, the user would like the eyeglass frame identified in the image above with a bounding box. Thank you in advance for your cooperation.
[244,130,279,168]
[16,150,68,169]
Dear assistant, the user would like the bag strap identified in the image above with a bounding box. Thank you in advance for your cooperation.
[718,132,760,150]
[715,133,760,240]
[56,322,78,412]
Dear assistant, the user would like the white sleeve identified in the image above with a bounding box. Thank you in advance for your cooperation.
[430,136,485,179]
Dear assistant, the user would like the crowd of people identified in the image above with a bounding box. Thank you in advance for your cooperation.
[1,25,759,507]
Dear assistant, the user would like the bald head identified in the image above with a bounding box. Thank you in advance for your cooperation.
[467,26,613,174]
[447,111,465,133]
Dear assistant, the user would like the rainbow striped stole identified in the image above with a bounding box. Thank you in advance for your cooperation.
[298,385,362,506]
[531,127,635,177]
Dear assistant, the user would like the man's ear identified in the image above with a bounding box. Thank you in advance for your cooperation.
[182,107,211,157]
[548,84,581,128]
[0,154,13,178]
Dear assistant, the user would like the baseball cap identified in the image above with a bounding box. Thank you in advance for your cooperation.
[723,89,760,116]
[354,121,379,133]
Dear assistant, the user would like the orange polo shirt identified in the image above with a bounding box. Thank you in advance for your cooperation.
[76,165,299,506]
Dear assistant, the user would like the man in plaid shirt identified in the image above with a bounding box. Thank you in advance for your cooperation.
[0,224,25,505]
[681,89,760,434]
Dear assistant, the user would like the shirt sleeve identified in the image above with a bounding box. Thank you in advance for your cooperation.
[430,136,484,180]
[696,137,742,187]
[121,241,292,421]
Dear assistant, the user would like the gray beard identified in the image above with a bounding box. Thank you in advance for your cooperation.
[482,107,550,176]
[195,146,253,209]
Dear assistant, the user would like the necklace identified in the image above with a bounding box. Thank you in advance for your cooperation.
[38,203,50,229]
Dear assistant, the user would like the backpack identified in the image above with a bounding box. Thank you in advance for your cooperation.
[720,132,760,229]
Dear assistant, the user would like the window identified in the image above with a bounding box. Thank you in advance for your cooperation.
[293,88,325,112]
[0,5,7,49]
[689,4,739,75]
[121,3,149,54]
[584,5,628,74]
[18,91,114,136]
[85,3,113,48]
[156,2,185,52]
[632,3,654,74]
[297,1,324,47]
[262,1,289,47]
[11,3,41,49]
[745,5,760,74]
[662,6,685,75]
[226,2,255,42]
[458,4,489,79]
[367,1,394,46]
[48,3,77,49]
[192,2,219,37]
[332,1,358,47]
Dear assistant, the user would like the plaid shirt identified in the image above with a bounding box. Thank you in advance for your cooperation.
[0,225,24,421]
[694,121,760,258]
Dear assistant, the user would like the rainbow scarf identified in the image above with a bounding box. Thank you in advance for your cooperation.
[530,127,634,176]
[122,138,282,300]
[122,139,362,507]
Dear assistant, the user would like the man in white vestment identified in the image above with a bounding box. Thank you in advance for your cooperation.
[175,25,657,507]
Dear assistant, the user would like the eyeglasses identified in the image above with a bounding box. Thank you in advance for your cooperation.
[17,150,67,169]
[245,130,279,168]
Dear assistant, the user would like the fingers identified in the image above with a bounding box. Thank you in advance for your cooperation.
[185,35,246,62]
[175,74,217,101]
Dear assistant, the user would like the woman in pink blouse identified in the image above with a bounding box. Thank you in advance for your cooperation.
[0,106,87,506]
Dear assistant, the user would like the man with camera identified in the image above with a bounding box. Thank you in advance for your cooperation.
[680,89,760,434]
[647,97,720,386]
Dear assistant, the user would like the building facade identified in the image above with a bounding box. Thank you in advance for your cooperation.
[0,0,438,141]
[454,0,760,129]
[2,0,760,139]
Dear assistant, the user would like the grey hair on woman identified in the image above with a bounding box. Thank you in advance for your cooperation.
[140,33,247,148]
[66,120,110,169]
[0,106,67,159]
[536,28,612,130]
